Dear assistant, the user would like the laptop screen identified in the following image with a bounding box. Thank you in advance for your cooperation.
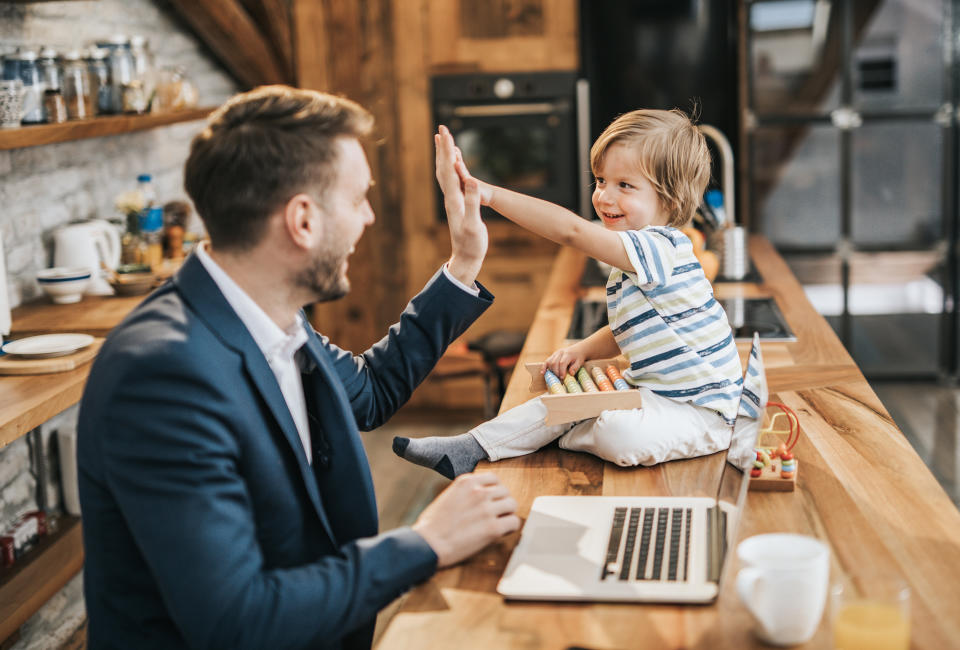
[712,333,768,581]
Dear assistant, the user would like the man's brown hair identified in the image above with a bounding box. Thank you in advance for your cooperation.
[184,85,373,251]
[590,109,710,228]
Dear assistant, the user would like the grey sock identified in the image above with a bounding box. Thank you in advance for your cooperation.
[392,433,487,479]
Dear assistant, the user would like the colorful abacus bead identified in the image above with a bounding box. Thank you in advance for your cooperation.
[543,369,565,395]
[591,366,614,391]
[780,458,796,478]
[576,367,599,392]
[562,373,583,394]
[605,365,631,391]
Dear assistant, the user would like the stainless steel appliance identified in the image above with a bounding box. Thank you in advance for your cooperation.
[432,71,585,221]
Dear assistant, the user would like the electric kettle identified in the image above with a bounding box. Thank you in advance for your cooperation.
[52,220,121,295]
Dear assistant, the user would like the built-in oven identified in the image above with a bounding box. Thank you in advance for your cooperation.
[431,71,590,222]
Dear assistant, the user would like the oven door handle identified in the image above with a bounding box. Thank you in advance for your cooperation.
[451,102,567,117]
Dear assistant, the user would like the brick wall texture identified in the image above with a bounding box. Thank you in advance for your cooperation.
[0,1,239,646]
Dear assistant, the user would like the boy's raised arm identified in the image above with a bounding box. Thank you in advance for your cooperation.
[439,127,632,272]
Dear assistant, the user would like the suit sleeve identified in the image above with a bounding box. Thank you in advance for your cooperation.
[93,348,437,649]
[321,267,494,430]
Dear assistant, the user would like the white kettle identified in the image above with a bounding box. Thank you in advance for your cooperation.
[52,220,121,295]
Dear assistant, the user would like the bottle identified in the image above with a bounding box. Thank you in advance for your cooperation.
[137,173,157,207]
[138,206,164,272]
[704,189,727,227]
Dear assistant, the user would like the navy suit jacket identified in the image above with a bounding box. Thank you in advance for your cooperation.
[77,254,493,649]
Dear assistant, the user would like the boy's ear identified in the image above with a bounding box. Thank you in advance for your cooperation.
[283,193,322,250]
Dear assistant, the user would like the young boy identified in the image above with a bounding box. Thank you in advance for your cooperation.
[394,110,743,478]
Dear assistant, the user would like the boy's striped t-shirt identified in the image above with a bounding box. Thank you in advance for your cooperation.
[606,226,743,424]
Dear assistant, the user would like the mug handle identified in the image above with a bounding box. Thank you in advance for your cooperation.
[736,567,769,623]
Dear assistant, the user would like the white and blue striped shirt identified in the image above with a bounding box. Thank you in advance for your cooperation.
[607,226,743,424]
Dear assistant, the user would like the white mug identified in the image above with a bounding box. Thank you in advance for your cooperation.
[736,533,830,646]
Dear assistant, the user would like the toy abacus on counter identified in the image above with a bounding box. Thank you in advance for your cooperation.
[749,401,801,492]
[526,358,644,426]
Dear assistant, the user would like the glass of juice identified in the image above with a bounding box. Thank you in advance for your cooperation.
[832,573,910,650]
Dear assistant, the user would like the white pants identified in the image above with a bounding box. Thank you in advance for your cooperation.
[470,388,732,467]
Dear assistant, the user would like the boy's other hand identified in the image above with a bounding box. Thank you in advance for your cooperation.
[436,125,487,286]
[544,343,588,380]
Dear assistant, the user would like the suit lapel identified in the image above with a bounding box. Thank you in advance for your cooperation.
[301,332,379,541]
[172,255,337,545]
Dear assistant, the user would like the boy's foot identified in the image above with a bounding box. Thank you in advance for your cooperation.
[392,433,487,479]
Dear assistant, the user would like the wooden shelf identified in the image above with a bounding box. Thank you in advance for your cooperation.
[0,516,84,643]
[0,107,215,151]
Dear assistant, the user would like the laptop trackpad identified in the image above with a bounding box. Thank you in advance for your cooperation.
[527,525,585,554]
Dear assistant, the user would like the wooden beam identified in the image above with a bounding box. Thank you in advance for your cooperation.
[167,0,287,88]
[292,0,330,90]
[239,0,296,82]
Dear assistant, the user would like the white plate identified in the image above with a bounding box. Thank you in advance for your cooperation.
[1,334,95,359]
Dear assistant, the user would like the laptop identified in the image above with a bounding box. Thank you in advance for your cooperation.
[497,333,768,603]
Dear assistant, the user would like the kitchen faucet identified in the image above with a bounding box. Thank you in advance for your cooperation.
[698,124,735,227]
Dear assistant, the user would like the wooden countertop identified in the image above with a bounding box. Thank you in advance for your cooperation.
[379,235,960,649]
[9,294,145,339]
[0,293,144,448]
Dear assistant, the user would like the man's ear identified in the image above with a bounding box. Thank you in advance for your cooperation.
[283,193,321,250]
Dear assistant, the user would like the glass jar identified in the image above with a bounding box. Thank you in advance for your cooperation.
[38,46,61,93]
[61,51,93,120]
[96,35,133,114]
[122,79,147,114]
[85,47,110,116]
[15,50,44,124]
[43,88,67,123]
[129,35,155,110]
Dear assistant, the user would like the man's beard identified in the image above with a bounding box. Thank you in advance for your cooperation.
[293,246,350,303]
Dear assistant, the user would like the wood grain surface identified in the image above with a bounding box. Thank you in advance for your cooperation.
[379,236,960,650]
[10,295,145,338]
[0,339,103,376]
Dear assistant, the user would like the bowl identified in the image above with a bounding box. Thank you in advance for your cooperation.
[108,271,156,296]
[36,267,92,304]
[116,263,152,274]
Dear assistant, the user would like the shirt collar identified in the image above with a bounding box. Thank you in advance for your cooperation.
[195,242,307,362]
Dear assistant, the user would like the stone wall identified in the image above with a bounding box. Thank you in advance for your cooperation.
[0,1,238,646]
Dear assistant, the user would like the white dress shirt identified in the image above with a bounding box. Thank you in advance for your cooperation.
[196,243,313,463]
[195,243,478,465]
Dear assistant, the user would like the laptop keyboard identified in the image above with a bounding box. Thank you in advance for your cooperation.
[601,506,693,582]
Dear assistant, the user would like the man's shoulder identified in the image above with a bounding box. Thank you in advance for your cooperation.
[99,284,227,372]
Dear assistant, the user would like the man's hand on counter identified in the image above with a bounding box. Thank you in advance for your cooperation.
[412,472,520,568]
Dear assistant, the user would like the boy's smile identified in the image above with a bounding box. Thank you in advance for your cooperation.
[592,143,670,231]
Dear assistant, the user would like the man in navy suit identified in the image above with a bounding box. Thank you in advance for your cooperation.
[77,86,519,649]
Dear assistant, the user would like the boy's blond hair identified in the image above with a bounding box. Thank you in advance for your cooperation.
[590,109,710,228]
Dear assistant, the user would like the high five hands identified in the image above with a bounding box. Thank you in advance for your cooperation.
[436,125,487,287]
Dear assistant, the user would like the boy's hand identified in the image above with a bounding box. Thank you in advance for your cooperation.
[436,125,487,286]
[452,148,494,207]
[544,343,588,380]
